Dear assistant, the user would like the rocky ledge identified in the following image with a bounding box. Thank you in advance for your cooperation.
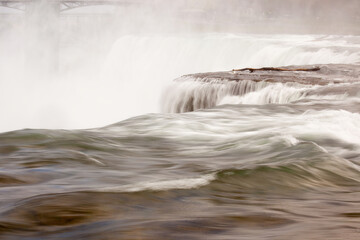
[163,64,360,113]
[179,64,360,85]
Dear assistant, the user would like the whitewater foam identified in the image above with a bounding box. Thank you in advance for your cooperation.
[1,34,360,132]
[162,78,321,112]
[98,174,216,192]
[162,78,271,113]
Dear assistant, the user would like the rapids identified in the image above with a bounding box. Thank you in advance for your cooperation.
[1,28,360,240]
[1,96,360,239]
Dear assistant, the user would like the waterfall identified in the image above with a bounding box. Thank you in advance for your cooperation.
[1,33,359,131]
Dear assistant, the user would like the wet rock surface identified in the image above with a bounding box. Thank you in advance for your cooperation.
[162,64,360,113]
[180,64,360,85]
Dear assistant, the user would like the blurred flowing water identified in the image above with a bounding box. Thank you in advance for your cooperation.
[1,8,360,239]
[1,91,360,239]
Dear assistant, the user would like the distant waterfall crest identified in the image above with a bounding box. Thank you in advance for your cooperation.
[1,34,360,131]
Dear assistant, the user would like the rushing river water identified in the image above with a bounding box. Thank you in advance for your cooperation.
[0,32,360,239]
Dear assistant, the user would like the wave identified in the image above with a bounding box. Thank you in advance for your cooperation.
[97,174,216,193]
[95,152,360,194]
[213,156,360,193]
[1,106,360,196]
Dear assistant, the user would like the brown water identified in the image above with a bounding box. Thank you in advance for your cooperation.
[1,91,360,239]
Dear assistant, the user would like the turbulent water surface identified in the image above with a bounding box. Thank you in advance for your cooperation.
[1,34,360,239]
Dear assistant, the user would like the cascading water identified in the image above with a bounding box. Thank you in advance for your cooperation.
[161,63,360,113]
[1,3,360,239]
[1,33,360,132]
[98,34,360,122]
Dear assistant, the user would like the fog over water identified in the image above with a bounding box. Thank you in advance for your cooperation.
[0,0,359,132]
[1,1,360,239]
